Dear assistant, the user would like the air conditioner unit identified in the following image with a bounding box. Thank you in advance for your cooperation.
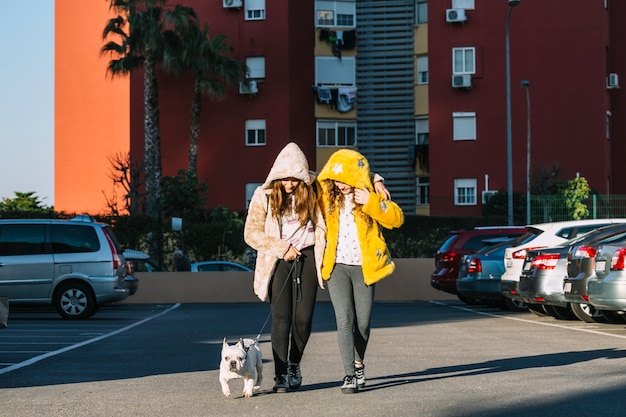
[482,191,497,204]
[223,0,242,8]
[607,73,620,89]
[446,8,467,23]
[452,74,472,89]
[239,80,258,95]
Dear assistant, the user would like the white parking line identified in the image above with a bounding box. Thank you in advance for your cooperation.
[431,300,626,340]
[0,303,181,375]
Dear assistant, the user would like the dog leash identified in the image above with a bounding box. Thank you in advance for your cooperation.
[255,257,300,341]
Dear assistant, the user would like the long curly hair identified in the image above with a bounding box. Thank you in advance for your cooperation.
[269,180,317,226]
[321,180,373,227]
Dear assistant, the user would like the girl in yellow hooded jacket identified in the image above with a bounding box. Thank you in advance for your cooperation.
[317,149,404,394]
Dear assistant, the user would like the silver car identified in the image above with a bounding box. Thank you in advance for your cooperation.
[587,235,626,313]
[0,218,129,319]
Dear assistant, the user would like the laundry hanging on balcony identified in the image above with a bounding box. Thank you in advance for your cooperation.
[318,29,356,59]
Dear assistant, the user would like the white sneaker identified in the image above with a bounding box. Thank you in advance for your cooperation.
[355,363,365,388]
[341,375,358,394]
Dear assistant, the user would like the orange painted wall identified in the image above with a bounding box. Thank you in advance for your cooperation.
[55,0,130,214]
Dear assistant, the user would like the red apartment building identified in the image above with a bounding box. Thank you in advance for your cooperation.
[55,1,626,219]
[428,0,626,217]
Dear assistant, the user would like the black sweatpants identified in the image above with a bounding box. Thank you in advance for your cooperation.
[268,246,317,377]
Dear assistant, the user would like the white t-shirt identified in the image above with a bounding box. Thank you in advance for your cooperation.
[335,193,362,265]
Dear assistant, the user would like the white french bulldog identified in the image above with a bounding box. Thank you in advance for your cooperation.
[219,338,263,398]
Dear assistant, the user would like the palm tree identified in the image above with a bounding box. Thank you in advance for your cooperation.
[101,0,198,217]
[163,22,247,175]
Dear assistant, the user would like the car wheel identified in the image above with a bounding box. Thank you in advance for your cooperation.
[527,303,550,317]
[53,281,96,320]
[570,303,607,323]
[599,310,626,324]
[504,297,528,312]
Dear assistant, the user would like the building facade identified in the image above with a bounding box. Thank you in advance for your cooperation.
[54,0,626,219]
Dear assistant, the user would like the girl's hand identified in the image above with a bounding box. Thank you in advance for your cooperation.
[284,245,301,261]
[354,188,371,205]
[374,181,391,200]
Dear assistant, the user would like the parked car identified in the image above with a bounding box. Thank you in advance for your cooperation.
[587,233,626,315]
[456,238,527,311]
[191,261,252,272]
[431,226,527,300]
[500,219,626,305]
[123,249,167,272]
[517,223,626,322]
[0,217,129,319]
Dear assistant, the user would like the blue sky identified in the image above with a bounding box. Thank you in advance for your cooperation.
[0,1,54,206]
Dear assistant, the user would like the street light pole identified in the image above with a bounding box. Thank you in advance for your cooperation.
[505,0,520,225]
[521,80,530,224]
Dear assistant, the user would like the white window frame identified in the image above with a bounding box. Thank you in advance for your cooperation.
[246,57,265,81]
[317,120,356,147]
[417,176,429,205]
[415,117,429,145]
[245,119,266,146]
[244,0,266,21]
[452,112,476,141]
[452,0,475,10]
[245,183,263,209]
[452,47,476,75]
[315,1,356,28]
[416,55,428,85]
[415,0,428,24]
[455,178,477,206]
[315,56,355,86]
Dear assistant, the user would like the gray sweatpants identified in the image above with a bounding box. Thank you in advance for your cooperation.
[326,263,375,376]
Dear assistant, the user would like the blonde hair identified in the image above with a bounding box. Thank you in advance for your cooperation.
[269,180,317,226]
[321,180,373,227]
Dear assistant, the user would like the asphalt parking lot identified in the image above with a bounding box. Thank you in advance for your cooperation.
[2,301,626,417]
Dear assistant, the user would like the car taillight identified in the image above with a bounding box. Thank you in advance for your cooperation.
[467,258,482,273]
[512,247,543,260]
[610,248,626,270]
[441,252,457,264]
[103,231,120,270]
[531,253,560,270]
[573,246,597,258]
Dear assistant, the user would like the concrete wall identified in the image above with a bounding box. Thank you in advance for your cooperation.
[121,258,455,304]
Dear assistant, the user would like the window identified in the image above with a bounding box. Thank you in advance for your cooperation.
[51,224,100,254]
[416,55,428,85]
[316,56,355,86]
[417,176,429,205]
[452,112,476,141]
[246,57,265,81]
[245,0,265,21]
[245,183,262,208]
[315,1,356,28]
[452,0,475,9]
[452,47,476,74]
[0,224,47,256]
[245,120,266,146]
[415,0,428,24]
[416,117,429,145]
[455,178,477,206]
[317,120,356,147]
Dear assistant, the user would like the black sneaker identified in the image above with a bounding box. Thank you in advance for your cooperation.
[341,375,358,394]
[288,362,302,390]
[273,374,289,393]
[355,363,365,388]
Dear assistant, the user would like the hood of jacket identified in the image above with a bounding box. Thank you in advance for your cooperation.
[317,149,373,192]
[262,142,312,188]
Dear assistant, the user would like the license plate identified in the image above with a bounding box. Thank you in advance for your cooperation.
[596,260,606,272]
[563,282,572,293]
[523,262,532,271]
